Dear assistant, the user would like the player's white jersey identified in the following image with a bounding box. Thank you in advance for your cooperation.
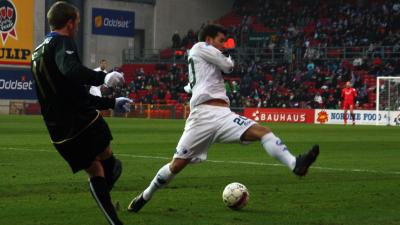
[188,42,234,109]
[90,67,107,97]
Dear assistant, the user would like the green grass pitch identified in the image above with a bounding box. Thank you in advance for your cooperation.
[0,115,399,225]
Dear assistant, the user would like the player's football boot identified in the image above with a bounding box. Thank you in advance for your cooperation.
[293,144,319,176]
[127,193,147,212]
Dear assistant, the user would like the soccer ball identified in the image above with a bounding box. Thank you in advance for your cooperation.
[222,182,249,210]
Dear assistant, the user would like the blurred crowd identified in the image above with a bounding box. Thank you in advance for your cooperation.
[109,0,400,109]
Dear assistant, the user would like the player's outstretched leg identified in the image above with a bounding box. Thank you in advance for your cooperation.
[128,163,176,212]
[293,145,320,176]
[260,132,297,170]
[242,124,319,176]
[101,155,122,191]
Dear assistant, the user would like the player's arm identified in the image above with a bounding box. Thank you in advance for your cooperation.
[87,93,133,113]
[87,95,115,110]
[197,45,234,73]
[353,88,358,97]
[55,37,106,86]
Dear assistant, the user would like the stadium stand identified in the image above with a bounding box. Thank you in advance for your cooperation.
[117,0,400,110]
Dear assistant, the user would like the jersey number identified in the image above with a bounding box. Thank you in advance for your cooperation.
[188,57,196,88]
[233,116,248,126]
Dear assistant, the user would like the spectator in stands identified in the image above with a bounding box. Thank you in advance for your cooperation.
[224,81,232,96]
[119,0,399,110]
[325,95,337,109]
[95,59,108,73]
[314,92,323,108]
[172,31,181,49]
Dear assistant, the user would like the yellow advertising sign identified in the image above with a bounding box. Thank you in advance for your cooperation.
[0,0,34,66]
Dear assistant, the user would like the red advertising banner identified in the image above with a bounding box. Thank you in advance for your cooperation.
[244,108,315,123]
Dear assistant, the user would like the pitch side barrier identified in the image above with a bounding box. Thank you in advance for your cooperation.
[10,103,400,126]
[243,108,315,123]
[314,109,400,126]
[244,108,400,126]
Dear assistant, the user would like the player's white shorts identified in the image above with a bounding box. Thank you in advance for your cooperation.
[173,104,257,163]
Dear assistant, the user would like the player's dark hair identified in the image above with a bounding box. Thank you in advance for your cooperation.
[198,24,227,42]
[47,1,79,30]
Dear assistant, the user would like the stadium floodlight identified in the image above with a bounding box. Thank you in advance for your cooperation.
[376,76,400,126]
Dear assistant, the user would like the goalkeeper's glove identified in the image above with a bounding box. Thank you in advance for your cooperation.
[115,97,132,113]
[105,71,125,88]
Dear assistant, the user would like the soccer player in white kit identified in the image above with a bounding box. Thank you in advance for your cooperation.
[128,24,319,212]
[90,59,108,97]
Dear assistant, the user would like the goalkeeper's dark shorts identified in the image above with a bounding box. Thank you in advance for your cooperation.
[54,116,113,173]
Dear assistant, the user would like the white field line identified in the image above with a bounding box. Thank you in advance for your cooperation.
[1,147,400,175]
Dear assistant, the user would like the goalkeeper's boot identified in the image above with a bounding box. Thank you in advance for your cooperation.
[127,193,147,212]
[293,145,319,176]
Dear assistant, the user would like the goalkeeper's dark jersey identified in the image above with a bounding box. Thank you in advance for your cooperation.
[31,32,115,144]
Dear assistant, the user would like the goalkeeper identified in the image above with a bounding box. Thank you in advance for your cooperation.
[30,2,131,224]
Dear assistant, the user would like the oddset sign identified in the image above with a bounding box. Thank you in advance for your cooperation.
[0,68,36,99]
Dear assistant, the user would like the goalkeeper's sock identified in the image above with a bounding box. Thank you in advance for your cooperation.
[142,163,175,201]
[101,155,122,191]
[261,133,296,170]
[89,177,123,225]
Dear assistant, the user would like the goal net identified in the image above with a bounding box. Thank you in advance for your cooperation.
[376,76,400,126]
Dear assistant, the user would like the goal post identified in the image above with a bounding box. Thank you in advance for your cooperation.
[376,76,400,126]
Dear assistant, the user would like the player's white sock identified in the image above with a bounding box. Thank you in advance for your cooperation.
[261,132,296,170]
[142,163,175,201]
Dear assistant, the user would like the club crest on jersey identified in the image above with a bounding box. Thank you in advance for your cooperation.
[0,0,17,45]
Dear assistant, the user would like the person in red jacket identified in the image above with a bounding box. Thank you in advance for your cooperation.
[340,81,357,125]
